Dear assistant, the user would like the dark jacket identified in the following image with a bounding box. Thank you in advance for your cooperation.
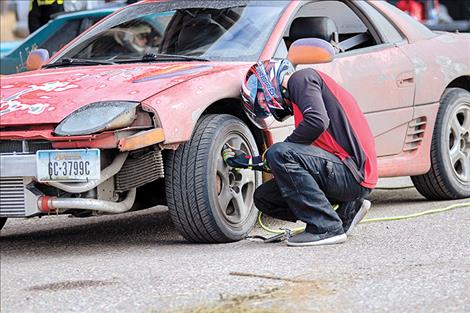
[286,68,378,189]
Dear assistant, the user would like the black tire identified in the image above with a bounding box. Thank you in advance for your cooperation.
[165,114,261,243]
[411,88,470,200]
[0,217,7,231]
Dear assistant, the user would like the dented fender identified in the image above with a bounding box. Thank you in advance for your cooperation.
[142,63,251,145]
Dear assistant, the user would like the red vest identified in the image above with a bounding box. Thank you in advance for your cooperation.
[292,71,378,189]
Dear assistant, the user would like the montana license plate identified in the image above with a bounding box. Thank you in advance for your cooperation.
[36,149,100,182]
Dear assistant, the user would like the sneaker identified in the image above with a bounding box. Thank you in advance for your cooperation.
[286,229,347,247]
[337,199,371,236]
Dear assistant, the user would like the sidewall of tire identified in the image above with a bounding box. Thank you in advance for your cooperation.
[166,114,262,243]
[205,116,261,240]
[412,88,470,199]
[436,89,470,197]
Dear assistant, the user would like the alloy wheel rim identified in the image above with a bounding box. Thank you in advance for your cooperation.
[447,102,470,185]
[215,133,257,226]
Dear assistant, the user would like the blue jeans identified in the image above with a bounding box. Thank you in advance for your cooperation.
[254,142,369,234]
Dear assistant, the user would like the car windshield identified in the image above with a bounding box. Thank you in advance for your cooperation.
[52,1,288,63]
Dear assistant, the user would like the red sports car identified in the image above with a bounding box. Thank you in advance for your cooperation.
[1,0,469,242]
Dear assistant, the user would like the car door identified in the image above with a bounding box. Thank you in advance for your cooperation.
[272,0,416,157]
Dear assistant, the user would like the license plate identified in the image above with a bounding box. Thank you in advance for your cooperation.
[36,149,100,182]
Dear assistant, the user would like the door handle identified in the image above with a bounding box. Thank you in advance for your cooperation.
[396,72,415,87]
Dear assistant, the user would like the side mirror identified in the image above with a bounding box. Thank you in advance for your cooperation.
[26,49,50,71]
[287,38,335,67]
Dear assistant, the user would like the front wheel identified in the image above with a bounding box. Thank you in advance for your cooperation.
[165,114,261,243]
[412,88,470,199]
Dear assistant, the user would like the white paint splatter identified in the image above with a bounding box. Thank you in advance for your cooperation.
[411,57,427,76]
[436,56,469,81]
[1,100,49,116]
[0,81,78,116]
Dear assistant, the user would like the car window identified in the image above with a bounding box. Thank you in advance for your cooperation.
[296,1,367,34]
[68,11,174,60]
[80,16,103,33]
[357,1,404,43]
[278,0,383,57]
[40,19,82,55]
[53,1,288,62]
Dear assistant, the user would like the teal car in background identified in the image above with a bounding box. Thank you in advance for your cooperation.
[0,8,117,75]
[0,42,21,57]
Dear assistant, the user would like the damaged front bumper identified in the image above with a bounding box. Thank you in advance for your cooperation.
[0,126,166,218]
[0,151,137,217]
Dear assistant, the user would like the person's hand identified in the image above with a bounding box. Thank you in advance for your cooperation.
[222,145,236,163]
[223,145,251,169]
[222,145,271,172]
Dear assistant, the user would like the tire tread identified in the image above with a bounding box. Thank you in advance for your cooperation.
[165,114,254,243]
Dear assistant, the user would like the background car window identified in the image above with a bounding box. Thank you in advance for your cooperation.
[40,19,81,55]
[357,2,404,43]
[80,16,103,33]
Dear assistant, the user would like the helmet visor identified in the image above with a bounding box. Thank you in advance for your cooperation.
[244,74,258,104]
[241,78,275,129]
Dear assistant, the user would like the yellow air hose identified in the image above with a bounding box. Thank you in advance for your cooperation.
[257,202,470,235]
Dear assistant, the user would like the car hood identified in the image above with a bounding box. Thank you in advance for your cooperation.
[0,62,238,126]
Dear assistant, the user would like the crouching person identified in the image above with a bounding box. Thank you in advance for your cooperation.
[223,39,377,246]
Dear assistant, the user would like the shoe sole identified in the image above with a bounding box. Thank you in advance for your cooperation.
[346,200,371,236]
[286,234,347,247]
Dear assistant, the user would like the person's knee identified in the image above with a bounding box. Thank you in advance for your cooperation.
[266,143,293,166]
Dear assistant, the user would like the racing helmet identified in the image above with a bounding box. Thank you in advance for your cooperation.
[241,59,294,129]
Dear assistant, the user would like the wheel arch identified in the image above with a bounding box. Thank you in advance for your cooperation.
[445,76,470,92]
[202,98,267,154]
[141,64,255,147]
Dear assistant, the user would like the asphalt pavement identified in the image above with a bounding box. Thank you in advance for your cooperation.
[1,178,469,313]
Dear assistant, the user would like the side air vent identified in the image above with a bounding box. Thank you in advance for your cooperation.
[403,117,427,152]
[115,150,164,192]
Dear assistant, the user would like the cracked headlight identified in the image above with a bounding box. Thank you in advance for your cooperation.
[55,101,139,136]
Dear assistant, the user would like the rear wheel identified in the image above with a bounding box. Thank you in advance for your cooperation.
[165,114,261,243]
[411,88,470,199]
